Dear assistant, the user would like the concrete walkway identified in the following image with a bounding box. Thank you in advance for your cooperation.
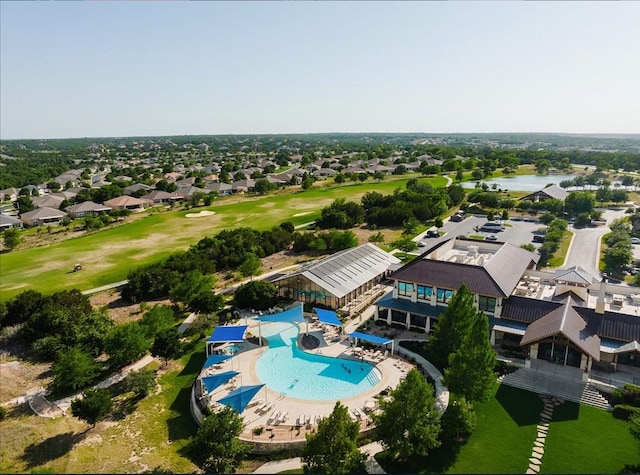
[252,441,386,474]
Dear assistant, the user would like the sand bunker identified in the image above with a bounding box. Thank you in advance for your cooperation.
[292,212,312,217]
[185,210,216,218]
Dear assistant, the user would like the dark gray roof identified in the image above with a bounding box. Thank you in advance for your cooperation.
[484,244,540,295]
[390,242,538,298]
[575,307,640,343]
[520,298,600,361]
[554,266,596,285]
[501,297,563,323]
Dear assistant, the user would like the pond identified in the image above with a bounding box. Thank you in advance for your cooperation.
[460,174,576,192]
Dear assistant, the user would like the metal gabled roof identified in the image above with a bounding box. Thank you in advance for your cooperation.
[276,244,399,299]
[520,298,600,361]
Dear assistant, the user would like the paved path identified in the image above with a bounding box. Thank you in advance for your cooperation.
[252,441,386,474]
[81,280,128,295]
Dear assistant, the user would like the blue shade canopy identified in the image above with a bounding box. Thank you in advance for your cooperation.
[348,331,393,345]
[255,304,304,323]
[202,354,233,370]
[207,325,248,342]
[314,308,342,327]
[201,371,238,393]
[217,384,265,413]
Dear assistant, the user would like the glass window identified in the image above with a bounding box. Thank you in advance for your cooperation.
[436,288,453,303]
[398,282,414,297]
[478,296,497,313]
[417,285,433,300]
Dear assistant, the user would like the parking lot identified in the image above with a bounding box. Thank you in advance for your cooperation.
[418,215,546,251]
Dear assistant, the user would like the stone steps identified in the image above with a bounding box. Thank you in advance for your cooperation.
[499,369,612,411]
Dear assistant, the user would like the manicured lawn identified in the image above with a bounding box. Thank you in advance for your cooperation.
[541,402,638,474]
[547,230,574,267]
[0,175,445,301]
[448,385,542,474]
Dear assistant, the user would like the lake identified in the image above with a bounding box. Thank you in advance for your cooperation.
[460,174,577,192]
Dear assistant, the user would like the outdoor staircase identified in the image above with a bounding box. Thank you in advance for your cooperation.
[499,368,613,411]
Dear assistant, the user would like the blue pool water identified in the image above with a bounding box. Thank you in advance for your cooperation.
[223,344,241,355]
[255,322,382,401]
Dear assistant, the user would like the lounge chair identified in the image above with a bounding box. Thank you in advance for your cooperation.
[268,410,280,424]
[352,408,362,420]
[348,410,357,421]
[279,411,288,423]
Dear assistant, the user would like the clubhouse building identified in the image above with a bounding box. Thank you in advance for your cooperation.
[375,236,640,382]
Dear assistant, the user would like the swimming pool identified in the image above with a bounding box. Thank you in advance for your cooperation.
[255,322,382,401]
[223,344,241,355]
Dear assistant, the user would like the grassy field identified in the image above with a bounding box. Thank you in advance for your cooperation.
[547,230,574,267]
[0,175,447,301]
[541,402,637,473]
[0,343,206,473]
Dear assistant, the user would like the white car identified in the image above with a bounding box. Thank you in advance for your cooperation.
[632,237,640,245]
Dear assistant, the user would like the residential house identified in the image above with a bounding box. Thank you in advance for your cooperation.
[20,207,68,226]
[231,179,256,193]
[0,188,20,202]
[103,196,149,211]
[521,185,568,202]
[140,190,183,205]
[124,183,153,196]
[65,201,112,219]
[0,214,23,229]
[205,182,232,196]
[32,194,65,210]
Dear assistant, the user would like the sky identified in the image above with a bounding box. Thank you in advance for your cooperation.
[1,1,639,140]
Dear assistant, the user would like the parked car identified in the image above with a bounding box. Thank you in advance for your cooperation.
[532,235,545,243]
[485,234,498,241]
[632,237,640,245]
[425,229,439,238]
[450,212,466,222]
[480,221,505,232]
[417,241,426,247]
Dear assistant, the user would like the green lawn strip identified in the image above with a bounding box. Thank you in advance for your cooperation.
[547,230,574,267]
[541,402,637,473]
[448,385,542,474]
[0,175,445,301]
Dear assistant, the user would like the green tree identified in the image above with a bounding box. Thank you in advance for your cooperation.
[2,228,21,250]
[234,280,278,310]
[123,368,156,398]
[139,305,175,339]
[427,286,475,371]
[440,396,476,442]
[238,253,262,279]
[169,270,215,309]
[71,388,113,428]
[301,177,314,190]
[151,328,183,367]
[373,369,441,461]
[444,310,497,402]
[52,346,99,391]
[394,236,418,253]
[190,406,250,473]
[402,216,419,236]
[16,195,34,212]
[105,322,151,368]
[302,401,364,474]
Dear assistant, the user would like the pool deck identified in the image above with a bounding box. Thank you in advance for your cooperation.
[199,307,416,441]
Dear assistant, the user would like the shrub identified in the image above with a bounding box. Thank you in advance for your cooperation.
[612,404,640,420]
[611,384,640,407]
[0,405,6,421]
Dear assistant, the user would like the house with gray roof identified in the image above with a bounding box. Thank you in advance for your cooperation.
[521,184,568,202]
[65,201,112,218]
[205,182,232,196]
[374,236,640,385]
[0,214,23,229]
[20,207,68,226]
[140,190,183,205]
